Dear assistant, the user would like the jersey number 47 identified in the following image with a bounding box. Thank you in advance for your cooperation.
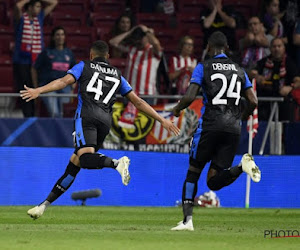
[86,72,120,104]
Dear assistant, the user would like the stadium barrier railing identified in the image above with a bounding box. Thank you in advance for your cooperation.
[0,93,284,155]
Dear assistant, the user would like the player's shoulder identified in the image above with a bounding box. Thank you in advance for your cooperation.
[80,60,90,66]
[192,62,204,73]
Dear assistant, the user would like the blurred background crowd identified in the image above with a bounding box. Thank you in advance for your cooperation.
[0,0,300,121]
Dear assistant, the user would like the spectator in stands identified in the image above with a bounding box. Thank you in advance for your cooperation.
[32,26,76,117]
[106,13,134,58]
[239,16,273,70]
[262,0,298,60]
[261,0,287,42]
[109,25,163,128]
[293,18,300,68]
[250,38,300,120]
[168,36,197,95]
[13,0,57,117]
[282,0,299,61]
[200,0,239,61]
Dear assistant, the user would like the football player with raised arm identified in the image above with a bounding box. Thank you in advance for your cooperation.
[20,40,180,219]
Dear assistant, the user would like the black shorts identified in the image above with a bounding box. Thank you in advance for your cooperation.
[73,116,110,153]
[189,129,240,170]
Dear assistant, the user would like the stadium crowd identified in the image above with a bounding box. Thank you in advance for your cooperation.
[0,0,300,120]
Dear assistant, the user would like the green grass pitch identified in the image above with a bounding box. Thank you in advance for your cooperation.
[0,206,299,250]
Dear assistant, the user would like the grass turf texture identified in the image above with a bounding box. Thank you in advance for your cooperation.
[0,206,299,250]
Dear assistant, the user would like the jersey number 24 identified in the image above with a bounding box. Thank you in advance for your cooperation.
[86,72,120,104]
[211,73,241,106]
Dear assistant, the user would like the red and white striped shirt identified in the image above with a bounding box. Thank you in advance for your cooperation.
[247,78,258,138]
[21,13,42,63]
[169,55,197,73]
[169,55,197,94]
[125,44,162,95]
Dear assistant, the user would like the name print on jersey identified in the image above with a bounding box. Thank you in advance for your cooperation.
[212,63,238,72]
[90,63,118,76]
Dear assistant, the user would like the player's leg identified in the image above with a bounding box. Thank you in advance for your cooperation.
[78,147,130,185]
[74,117,115,168]
[171,164,203,231]
[206,163,242,191]
[27,119,104,219]
[95,122,130,185]
[76,118,130,185]
[171,130,214,231]
[27,153,81,219]
[206,132,245,191]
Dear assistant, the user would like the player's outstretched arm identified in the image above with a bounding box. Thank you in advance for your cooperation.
[20,74,76,102]
[172,83,200,117]
[126,91,180,136]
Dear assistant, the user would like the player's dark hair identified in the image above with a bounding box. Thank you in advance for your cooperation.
[24,0,41,11]
[91,40,109,57]
[208,31,228,49]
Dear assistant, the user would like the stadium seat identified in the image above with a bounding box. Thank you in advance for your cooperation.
[51,12,86,27]
[0,0,10,25]
[162,43,178,61]
[175,0,206,14]
[90,12,120,29]
[136,13,170,29]
[54,0,89,14]
[0,57,14,117]
[0,57,14,93]
[66,27,96,60]
[129,0,140,14]
[0,26,14,56]
[43,26,53,46]
[96,27,111,41]
[108,58,127,75]
[0,1,6,25]
[90,0,126,13]
[155,28,179,48]
[176,13,202,29]
[226,0,259,21]
[70,47,89,61]
[65,27,96,47]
